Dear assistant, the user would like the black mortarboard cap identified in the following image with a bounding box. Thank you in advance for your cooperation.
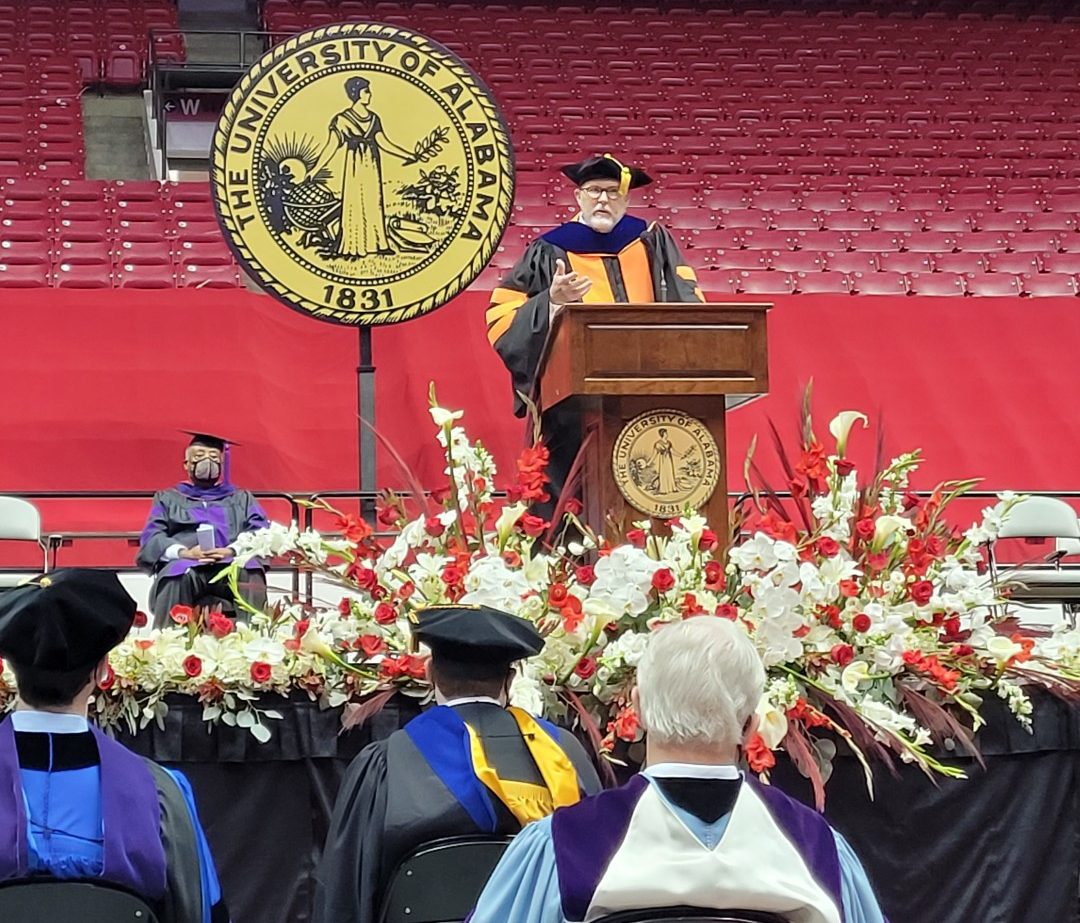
[0,569,136,675]
[560,154,653,194]
[412,604,543,664]
[181,430,238,450]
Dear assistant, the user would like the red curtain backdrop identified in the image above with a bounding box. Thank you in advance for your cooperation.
[2,289,1080,539]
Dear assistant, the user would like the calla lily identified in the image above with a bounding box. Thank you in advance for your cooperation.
[841,660,871,695]
[829,411,868,457]
[494,502,527,550]
[755,699,790,749]
[873,515,909,547]
[986,636,1023,664]
[428,406,464,428]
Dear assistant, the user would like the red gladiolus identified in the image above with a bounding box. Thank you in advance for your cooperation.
[864,551,889,572]
[902,650,925,667]
[336,512,373,544]
[516,444,551,504]
[424,516,445,537]
[652,568,676,592]
[358,634,387,657]
[838,579,860,598]
[575,564,596,586]
[381,654,429,680]
[759,510,798,544]
[1010,632,1036,664]
[681,593,706,618]
[374,603,397,625]
[250,661,272,684]
[520,514,547,537]
[626,529,647,548]
[574,657,597,680]
[565,497,583,516]
[745,732,777,774]
[169,604,193,625]
[613,707,639,741]
[716,603,739,620]
[97,663,115,691]
[132,611,148,628]
[561,596,584,632]
[831,643,855,667]
[548,583,569,606]
[926,535,946,558]
[819,604,842,629]
[855,518,876,541]
[182,655,202,678]
[909,580,934,606]
[951,644,974,657]
[852,613,872,633]
[698,529,719,551]
[795,441,829,486]
[816,536,840,558]
[902,490,921,511]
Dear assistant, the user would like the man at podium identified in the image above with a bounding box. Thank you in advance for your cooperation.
[486,154,704,510]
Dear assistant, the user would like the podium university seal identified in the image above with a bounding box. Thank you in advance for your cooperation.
[211,22,514,325]
[612,410,721,518]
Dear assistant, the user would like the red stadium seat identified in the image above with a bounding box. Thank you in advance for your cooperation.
[105,51,143,88]
[1025,212,1076,232]
[922,211,975,232]
[55,262,112,288]
[848,231,904,252]
[730,270,796,295]
[1009,232,1061,253]
[954,232,1011,252]
[964,273,1023,296]
[53,239,111,265]
[116,262,176,288]
[849,271,909,295]
[987,252,1042,274]
[825,251,878,274]
[873,212,926,233]
[718,209,770,230]
[739,229,799,251]
[770,212,823,231]
[820,212,872,232]
[687,229,744,252]
[767,251,826,273]
[1022,273,1079,296]
[0,218,50,241]
[180,263,242,288]
[0,261,49,286]
[708,250,768,271]
[173,241,233,265]
[903,232,958,253]
[878,252,934,274]
[907,272,967,296]
[975,213,1026,233]
[113,241,172,265]
[794,270,852,294]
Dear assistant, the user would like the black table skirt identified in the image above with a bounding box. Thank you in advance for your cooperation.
[119,692,1079,923]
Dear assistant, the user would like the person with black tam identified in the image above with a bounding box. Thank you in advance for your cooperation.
[136,431,269,627]
[0,569,229,922]
[485,154,704,512]
[313,604,602,923]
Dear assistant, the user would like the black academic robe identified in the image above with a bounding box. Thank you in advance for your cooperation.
[312,702,602,923]
[486,217,703,508]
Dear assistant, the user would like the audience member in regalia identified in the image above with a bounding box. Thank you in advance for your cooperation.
[137,431,269,627]
[0,569,229,923]
[313,604,602,923]
[470,617,887,923]
[485,154,704,510]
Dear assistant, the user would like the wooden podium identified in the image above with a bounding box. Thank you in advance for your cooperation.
[536,302,771,541]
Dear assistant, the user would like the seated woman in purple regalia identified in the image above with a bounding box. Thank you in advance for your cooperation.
[137,431,269,628]
[470,617,888,923]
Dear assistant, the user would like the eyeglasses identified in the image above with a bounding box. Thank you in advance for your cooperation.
[579,186,625,201]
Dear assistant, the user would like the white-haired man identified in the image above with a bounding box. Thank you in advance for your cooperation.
[470,617,887,923]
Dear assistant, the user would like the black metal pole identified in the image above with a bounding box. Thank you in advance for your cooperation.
[357,326,376,523]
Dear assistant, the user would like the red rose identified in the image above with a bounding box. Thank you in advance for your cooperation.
[819,604,843,629]
[397,581,415,599]
[838,578,860,598]
[651,568,675,592]
[951,643,974,657]
[358,634,387,657]
[716,603,739,620]
[520,514,547,537]
[376,503,402,526]
[834,458,856,476]
[703,560,726,591]
[565,497,583,516]
[852,613,872,633]
[424,516,445,537]
[169,604,193,625]
[575,564,596,586]
[574,656,597,680]
[626,529,647,549]
[909,580,934,605]
[816,536,840,557]
[97,663,115,691]
[182,655,202,678]
[338,597,353,617]
[133,610,148,628]
[548,583,569,606]
[745,732,777,773]
[865,551,889,572]
[440,565,464,585]
[831,643,855,667]
[698,528,719,551]
[208,612,234,639]
[352,567,379,592]
[855,518,876,541]
[926,535,946,558]
[374,603,397,625]
[250,661,272,684]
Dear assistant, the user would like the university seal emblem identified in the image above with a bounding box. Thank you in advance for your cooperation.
[611,410,721,519]
[211,23,514,325]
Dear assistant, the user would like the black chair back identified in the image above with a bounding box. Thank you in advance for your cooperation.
[593,909,789,923]
[0,880,159,922]
[378,836,512,923]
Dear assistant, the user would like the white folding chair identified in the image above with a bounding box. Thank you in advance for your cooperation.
[0,496,47,587]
